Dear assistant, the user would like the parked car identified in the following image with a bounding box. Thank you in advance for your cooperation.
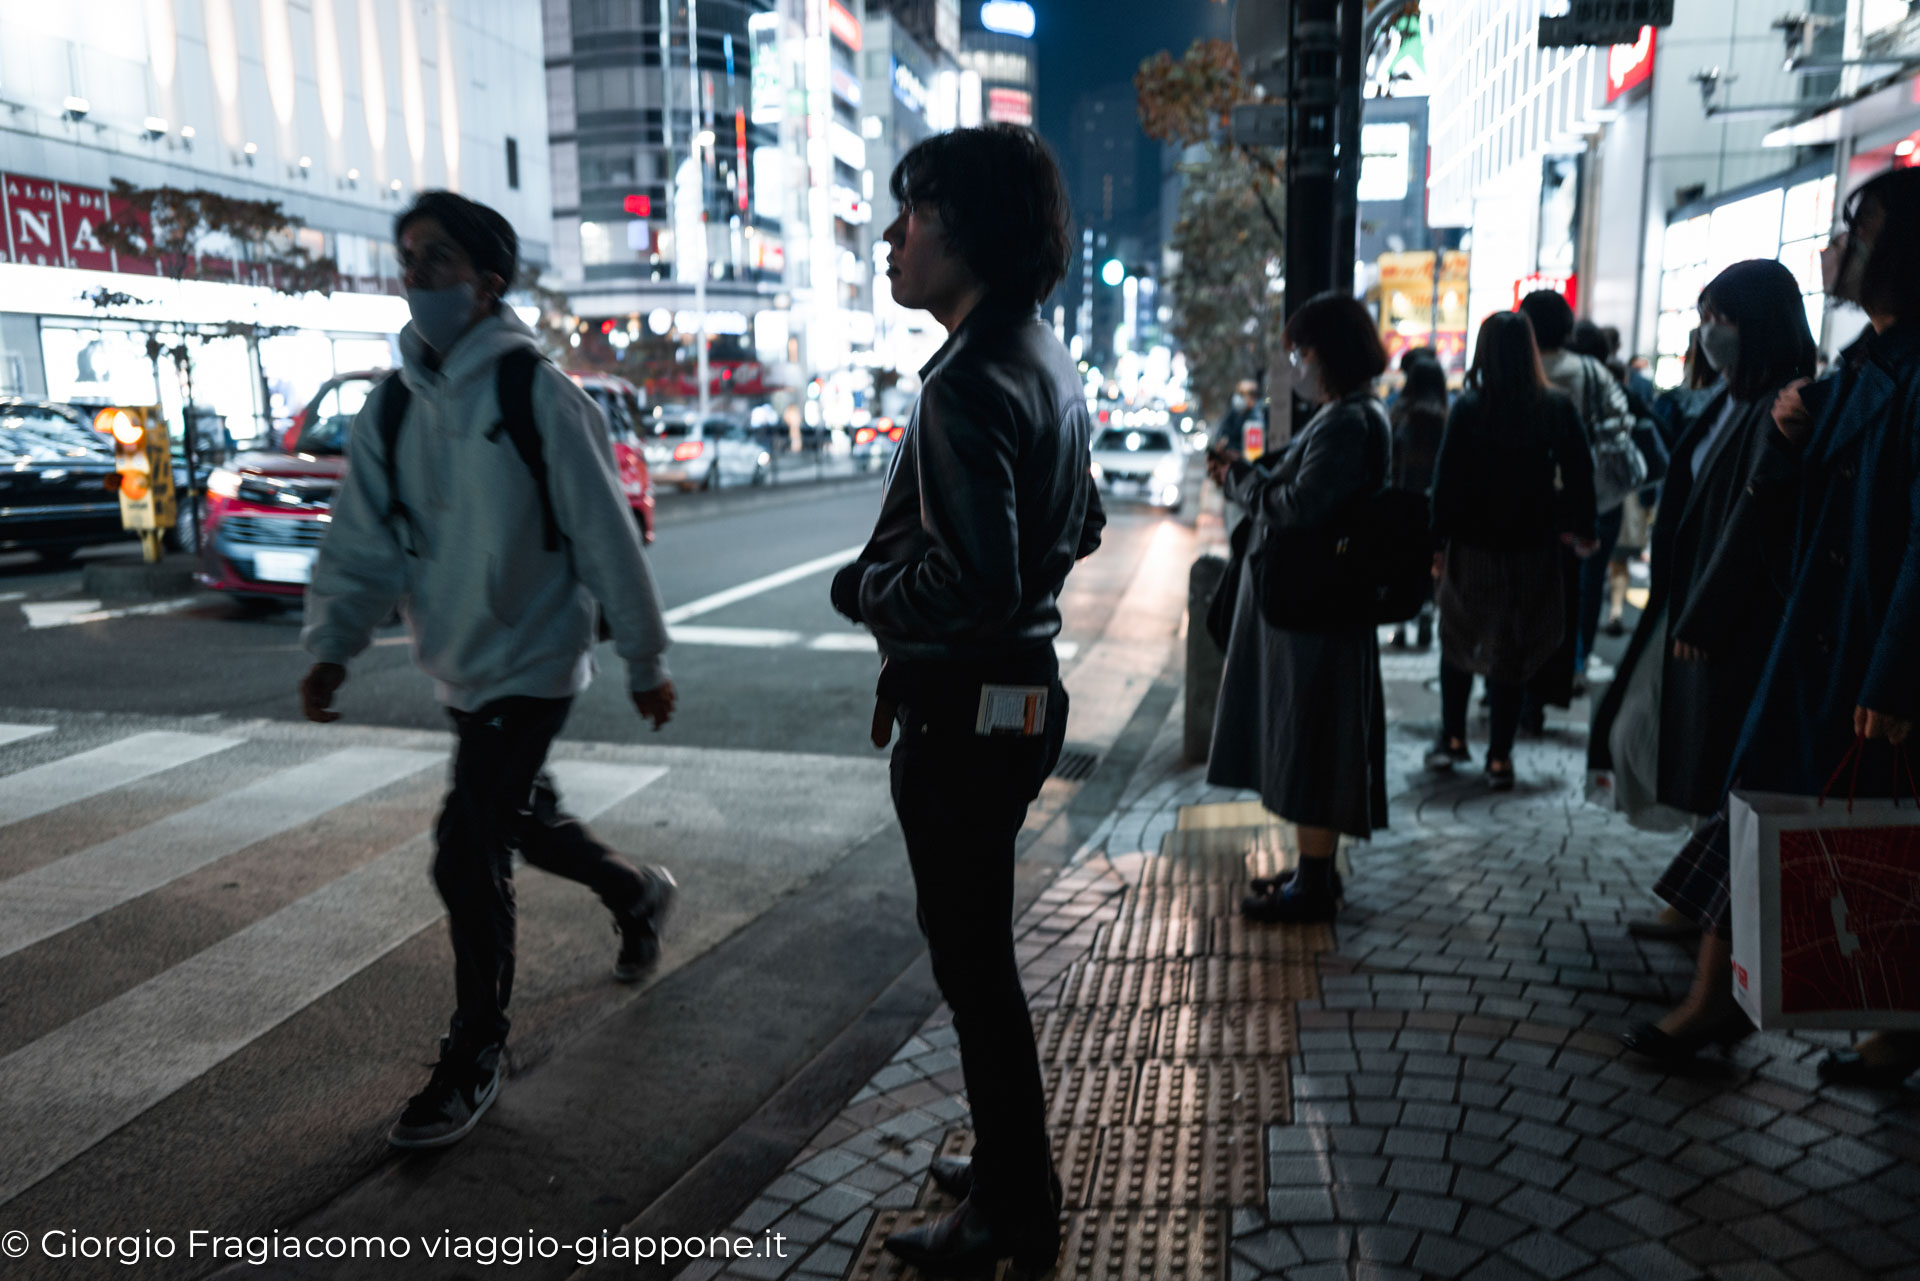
[641,410,771,490]
[849,416,904,470]
[567,372,656,543]
[0,398,130,563]
[198,368,657,602]
[1089,425,1185,509]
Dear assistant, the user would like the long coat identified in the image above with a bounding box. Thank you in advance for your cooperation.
[1728,322,1920,799]
[1208,392,1389,839]
[1588,386,1798,815]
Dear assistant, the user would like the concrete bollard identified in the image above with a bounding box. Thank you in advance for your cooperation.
[1185,555,1227,764]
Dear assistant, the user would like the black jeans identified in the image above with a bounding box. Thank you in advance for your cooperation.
[437,695,648,1054]
[889,678,1068,1236]
[1440,660,1522,764]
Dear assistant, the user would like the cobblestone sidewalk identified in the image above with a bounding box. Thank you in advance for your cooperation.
[678,667,1920,1281]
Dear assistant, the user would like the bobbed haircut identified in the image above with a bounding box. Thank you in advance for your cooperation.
[1516,289,1576,351]
[1282,292,1388,395]
[1842,167,1920,319]
[1400,357,1449,405]
[890,125,1071,306]
[1700,258,1817,402]
[1468,311,1549,421]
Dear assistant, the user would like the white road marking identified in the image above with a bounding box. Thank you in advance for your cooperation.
[23,598,197,629]
[661,545,865,624]
[0,724,53,748]
[670,624,805,648]
[0,591,25,603]
[807,632,878,652]
[0,747,442,960]
[0,759,663,1207]
[0,731,241,828]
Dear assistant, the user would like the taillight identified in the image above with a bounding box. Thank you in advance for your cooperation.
[854,427,877,446]
[672,440,704,462]
[886,426,904,442]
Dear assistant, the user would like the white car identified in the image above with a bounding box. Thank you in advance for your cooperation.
[1090,426,1185,508]
[642,412,771,490]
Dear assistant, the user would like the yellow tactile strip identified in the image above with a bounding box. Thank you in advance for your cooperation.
[848,808,1327,1281]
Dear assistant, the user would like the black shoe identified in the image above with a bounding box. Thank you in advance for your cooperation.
[1619,1014,1752,1066]
[1415,618,1433,649]
[1817,1049,1920,1089]
[1424,738,1471,772]
[1485,760,1515,792]
[388,1038,503,1149]
[1248,868,1345,900]
[1241,879,1337,924]
[613,866,677,982]
[884,1197,1060,1276]
[929,1154,974,1200]
[1603,618,1627,638]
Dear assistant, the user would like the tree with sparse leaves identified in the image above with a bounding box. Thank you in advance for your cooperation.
[1136,39,1285,422]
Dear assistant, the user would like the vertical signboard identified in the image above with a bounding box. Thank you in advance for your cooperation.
[59,183,114,272]
[6,174,63,266]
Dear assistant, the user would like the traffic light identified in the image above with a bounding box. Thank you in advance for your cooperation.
[94,406,175,561]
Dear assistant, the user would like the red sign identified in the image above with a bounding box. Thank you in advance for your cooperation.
[1605,26,1655,102]
[4,173,63,267]
[826,0,862,50]
[623,193,652,217]
[987,88,1033,126]
[59,183,114,272]
[1514,271,1578,311]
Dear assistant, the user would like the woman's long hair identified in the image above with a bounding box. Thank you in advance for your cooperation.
[1699,259,1817,402]
[1468,312,1550,427]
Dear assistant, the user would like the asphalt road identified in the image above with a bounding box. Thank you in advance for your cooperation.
[0,474,1194,1280]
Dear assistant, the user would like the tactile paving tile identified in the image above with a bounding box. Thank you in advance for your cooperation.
[1056,959,1188,1010]
[1034,1005,1161,1063]
[848,1210,1223,1281]
[1087,1124,1263,1209]
[1153,1003,1296,1060]
[1182,956,1304,1005]
[1098,886,1229,962]
[921,1128,1100,1210]
[1130,1059,1290,1126]
[1043,1062,1138,1129]
[1208,915,1334,960]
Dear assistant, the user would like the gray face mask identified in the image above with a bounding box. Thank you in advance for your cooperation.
[408,282,479,354]
[1698,321,1740,373]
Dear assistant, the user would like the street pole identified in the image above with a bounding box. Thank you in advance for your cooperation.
[690,0,711,423]
[1332,0,1363,296]
[1283,0,1339,436]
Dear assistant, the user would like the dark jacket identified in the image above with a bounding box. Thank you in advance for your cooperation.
[1390,395,1447,495]
[850,298,1105,670]
[1429,387,1596,550]
[1588,386,1798,813]
[1728,321,1920,797]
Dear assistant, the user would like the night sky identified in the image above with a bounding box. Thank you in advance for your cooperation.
[1031,0,1230,233]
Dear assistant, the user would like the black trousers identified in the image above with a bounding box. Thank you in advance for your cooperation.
[889,679,1067,1235]
[1440,660,1523,764]
[438,695,648,1053]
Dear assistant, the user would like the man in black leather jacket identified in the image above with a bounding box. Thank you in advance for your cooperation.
[830,125,1103,1275]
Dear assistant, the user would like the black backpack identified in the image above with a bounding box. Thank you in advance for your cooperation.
[375,349,615,640]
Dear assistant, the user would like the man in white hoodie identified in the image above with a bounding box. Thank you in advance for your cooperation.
[298,191,677,1149]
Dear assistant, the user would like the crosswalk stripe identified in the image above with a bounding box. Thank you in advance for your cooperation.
[0,731,241,829]
[0,759,664,1208]
[0,723,53,748]
[0,746,442,960]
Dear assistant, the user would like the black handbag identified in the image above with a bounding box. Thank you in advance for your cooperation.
[1254,406,1434,631]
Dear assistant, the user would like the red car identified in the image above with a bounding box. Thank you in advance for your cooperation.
[197,369,656,602]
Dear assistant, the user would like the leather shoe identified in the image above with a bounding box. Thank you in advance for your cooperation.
[928,1154,974,1200]
[1619,1014,1752,1065]
[1241,879,1337,924]
[884,1197,1060,1276]
[1817,1048,1919,1089]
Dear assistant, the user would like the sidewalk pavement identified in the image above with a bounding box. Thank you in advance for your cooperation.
[649,651,1920,1281]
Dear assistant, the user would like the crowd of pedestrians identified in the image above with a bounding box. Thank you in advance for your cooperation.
[1206,165,1920,1088]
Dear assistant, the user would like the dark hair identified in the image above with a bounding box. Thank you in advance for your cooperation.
[1699,258,1817,401]
[1400,346,1439,372]
[1567,319,1611,361]
[1515,289,1575,351]
[1400,357,1449,406]
[890,125,1071,306]
[1467,311,1549,420]
[395,190,518,286]
[1841,167,1920,318]
[1282,292,1388,395]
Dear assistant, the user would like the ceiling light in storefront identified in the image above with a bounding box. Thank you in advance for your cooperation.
[243,141,258,154]
[179,125,195,139]
[648,309,675,335]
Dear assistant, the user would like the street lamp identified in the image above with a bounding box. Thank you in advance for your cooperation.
[1100,258,1125,288]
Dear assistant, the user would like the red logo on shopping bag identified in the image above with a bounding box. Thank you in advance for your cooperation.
[1731,961,1748,991]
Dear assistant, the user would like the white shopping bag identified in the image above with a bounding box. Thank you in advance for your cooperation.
[1728,788,1920,1031]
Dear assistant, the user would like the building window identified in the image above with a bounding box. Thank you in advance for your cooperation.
[506,137,520,189]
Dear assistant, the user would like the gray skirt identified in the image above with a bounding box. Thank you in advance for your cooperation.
[1436,539,1565,685]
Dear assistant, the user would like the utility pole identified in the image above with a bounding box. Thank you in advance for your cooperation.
[1283,0,1338,320]
[690,0,711,422]
[1331,0,1363,295]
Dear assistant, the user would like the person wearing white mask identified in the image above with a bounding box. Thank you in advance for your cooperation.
[298,191,678,1148]
[1204,294,1392,923]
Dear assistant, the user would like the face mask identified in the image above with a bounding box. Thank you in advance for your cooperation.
[1230,394,1249,412]
[1288,349,1323,404]
[408,282,479,353]
[1698,321,1740,373]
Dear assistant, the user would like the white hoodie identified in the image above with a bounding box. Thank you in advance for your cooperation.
[302,308,670,710]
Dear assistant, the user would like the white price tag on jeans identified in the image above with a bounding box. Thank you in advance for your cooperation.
[975,685,1048,737]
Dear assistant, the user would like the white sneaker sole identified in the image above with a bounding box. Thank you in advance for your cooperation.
[386,1072,501,1149]
[612,867,677,983]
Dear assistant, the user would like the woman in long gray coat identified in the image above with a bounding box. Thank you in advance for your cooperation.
[1206,293,1391,924]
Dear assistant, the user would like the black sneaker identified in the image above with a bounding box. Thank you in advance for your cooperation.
[1423,738,1471,772]
[388,1038,502,1149]
[613,866,677,983]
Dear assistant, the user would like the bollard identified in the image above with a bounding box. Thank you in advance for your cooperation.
[1185,555,1228,764]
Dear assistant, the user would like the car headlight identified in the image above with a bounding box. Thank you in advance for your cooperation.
[1152,457,1183,483]
[1089,460,1104,481]
[207,468,243,499]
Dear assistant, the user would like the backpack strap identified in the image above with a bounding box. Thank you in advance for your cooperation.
[492,347,562,553]
[376,371,415,547]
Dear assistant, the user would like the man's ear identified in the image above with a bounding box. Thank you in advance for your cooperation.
[481,271,507,307]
